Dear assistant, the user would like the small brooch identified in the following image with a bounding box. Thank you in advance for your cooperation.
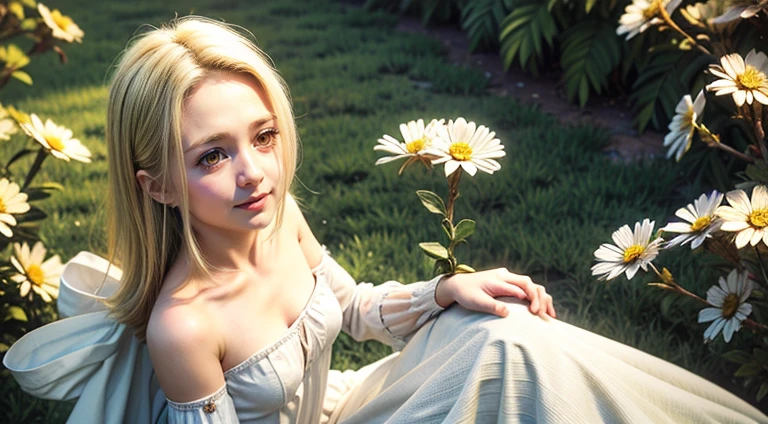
[203,401,217,414]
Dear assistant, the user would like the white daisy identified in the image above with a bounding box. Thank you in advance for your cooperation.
[431,117,505,177]
[698,269,753,343]
[707,49,768,106]
[716,186,768,248]
[0,102,17,141]
[661,191,723,249]
[10,241,64,302]
[38,4,84,43]
[616,0,683,40]
[374,118,445,170]
[713,0,768,24]
[0,178,30,238]
[20,114,91,163]
[592,219,664,281]
[664,90,706,161]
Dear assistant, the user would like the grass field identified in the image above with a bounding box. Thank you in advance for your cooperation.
[0,0,760,421]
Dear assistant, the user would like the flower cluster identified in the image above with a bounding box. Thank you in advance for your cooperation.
[375,117,505,177]
[374,117,505,275]
[591,188,768,344]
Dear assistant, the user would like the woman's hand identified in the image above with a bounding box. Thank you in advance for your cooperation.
[434,268,556,319]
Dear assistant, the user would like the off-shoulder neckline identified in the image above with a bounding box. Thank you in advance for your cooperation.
[222,272,324,377]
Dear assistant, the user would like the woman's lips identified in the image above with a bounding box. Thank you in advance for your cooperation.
[235,193,268,211]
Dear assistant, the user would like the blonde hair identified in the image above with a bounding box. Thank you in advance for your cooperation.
[105,17,298,341]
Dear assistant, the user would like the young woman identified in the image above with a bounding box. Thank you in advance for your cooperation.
[4,16,767,424]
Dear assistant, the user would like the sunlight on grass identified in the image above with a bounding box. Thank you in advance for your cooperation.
[0,0,753,421]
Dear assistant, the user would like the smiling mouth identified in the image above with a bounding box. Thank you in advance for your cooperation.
[235,192,269,211]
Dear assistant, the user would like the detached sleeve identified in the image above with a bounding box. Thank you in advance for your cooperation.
[311,248,444,349]
[166,385,239,424]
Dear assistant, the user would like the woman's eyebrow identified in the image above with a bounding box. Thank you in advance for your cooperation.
[184,114,276,153]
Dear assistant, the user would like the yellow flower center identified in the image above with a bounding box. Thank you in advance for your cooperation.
[623,245,645,263]
[749,209,768,228]
[682,107,695,127]
[406,137,426,154]
[721,293,740,319]
[51,9,73,31]
[691,216,711,232]
[0,198,6,214]
[449,142,473,161]
[44,132,65,152]
[737,66,766,90]
[642,0,663,19]
[26,264,45,287]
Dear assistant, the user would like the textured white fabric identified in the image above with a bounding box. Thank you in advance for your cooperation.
[5,251,767,423]
[325,299,768,423]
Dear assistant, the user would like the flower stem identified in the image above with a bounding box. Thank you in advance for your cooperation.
[658,5,711,55]
[753,246,768,292]
[444,170,463,274]
[22,148,47,191]
[445,170,462,223]
[648,263,708,305]
[713,141,756,163]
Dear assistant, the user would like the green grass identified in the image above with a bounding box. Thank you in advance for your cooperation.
[0,0,761,421]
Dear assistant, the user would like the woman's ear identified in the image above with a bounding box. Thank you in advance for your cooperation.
[136,170,175,206]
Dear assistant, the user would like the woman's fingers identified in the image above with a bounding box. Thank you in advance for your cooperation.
[497,269,539,312]
[471,289,509,317]
[496,269,558,319]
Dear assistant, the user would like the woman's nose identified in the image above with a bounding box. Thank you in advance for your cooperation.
[235,150,264,187]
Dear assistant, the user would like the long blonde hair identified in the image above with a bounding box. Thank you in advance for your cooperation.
[105,17,298,341]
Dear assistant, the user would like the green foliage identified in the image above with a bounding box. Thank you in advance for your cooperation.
[499,0,557,77]
[560,18,622,107]
[2,0,764,420]
[628,49,713,133]
[461,0,511,52]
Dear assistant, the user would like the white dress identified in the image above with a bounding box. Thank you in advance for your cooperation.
[4,251,767,423]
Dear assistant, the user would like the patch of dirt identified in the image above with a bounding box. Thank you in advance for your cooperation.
[396,17,665,162]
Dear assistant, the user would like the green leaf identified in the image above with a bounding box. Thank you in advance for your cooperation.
[456,264,475,273]
[758,381,768,402]
[434,258,452,275]
[419,241,449,259]
[461,0,511,52]
[5,306,28,322]
[499,2,557,76]
[735,362,762,377]
[723,350,753,365]
[559,19,621,107]
[11,70,32,85]
[453,219,476,242]
[441,218,454,239]
[416,190,446,216]
[629,49,697,132]
[5,148,35,169]
[0,44,30,69]
[20,17,37,31]
[23,183,63,202]
[746,163,768,185]
[585,0,597,13]
[754,348,768,364]
[9,1,25,20]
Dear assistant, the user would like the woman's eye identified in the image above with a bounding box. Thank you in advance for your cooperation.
[198,150,224,168]
[254,128,279,148]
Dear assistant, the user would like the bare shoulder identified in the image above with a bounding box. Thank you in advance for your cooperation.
[146,297,225,402]
[285,193,323,268]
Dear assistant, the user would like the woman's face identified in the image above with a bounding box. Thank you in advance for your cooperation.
[178,71,282,237]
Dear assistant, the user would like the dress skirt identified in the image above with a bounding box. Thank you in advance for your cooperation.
[323,298,767,424]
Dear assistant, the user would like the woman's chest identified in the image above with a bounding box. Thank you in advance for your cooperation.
[221,280,343,418]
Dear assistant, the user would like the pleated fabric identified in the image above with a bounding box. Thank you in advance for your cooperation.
[324,298,767,424]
